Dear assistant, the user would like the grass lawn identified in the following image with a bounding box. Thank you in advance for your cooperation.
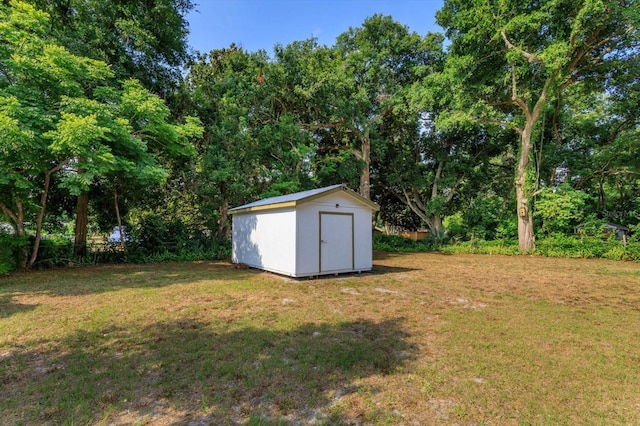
[1,253,639,425]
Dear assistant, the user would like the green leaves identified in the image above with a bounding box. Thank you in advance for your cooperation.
[46,112,109,153]
[535,185,590,234]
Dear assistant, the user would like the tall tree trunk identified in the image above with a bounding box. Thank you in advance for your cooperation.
[427,161,446,237]
[599,177,607,211]
[114,188,125,249]
[515,122,536,252]
[217,198,229,240]
[17,202,27,268]
[74,192,89,257]
[0,200,27,268]
[428,214,443,237]
[503,56,544,253]
[359,128,371,200]
[216,182,229,240]
[27,168,56,268]
[617,180,625,213]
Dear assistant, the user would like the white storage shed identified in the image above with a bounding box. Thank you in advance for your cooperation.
[230,184,379,277]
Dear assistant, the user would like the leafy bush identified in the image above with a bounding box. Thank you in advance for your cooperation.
[373,234,433,252]
[1,234,77,273]
[496,217,518,240]
[536,234,611,259]
[463,194,509,240]
[90,242,127,264]
[622,243,640,261]
[535,234,639,261]
[33,236,74,268]
[603,245,627,261]
[0,234,28,274]
[443,212,467,240]
[125,241,231,264]
[128,213,190,255]
[373,231,639,261]
[535,185,590,235]
[440,239,521,255]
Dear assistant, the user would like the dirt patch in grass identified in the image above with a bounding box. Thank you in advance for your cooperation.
[1,254,639,424]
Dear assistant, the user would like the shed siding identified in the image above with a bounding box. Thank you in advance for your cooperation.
[232,208,296,275]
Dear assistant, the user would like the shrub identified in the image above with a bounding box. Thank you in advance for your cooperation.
[535,185,590,235]
[440,239,520,255]
[622,242,640,261]
[0,234,27,274]
[128,213,190,255]
[373,231,638,261]
[443,212,467,240]
[463,194,508,240]
[125,240,231,264]
[373,234,432,252]
[496,217,518,240]
[33,236,74,268]
[535,234,610,259]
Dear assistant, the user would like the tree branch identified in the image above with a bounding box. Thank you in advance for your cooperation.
[510,64,530,118]
[400,187,428,222]
[411,187,427,212]
[479,116,523,135]
[446,177,463,204]
[299,119,346,132]
[501,31,541,63]
[0,202,19,226]
[432,161,444,199]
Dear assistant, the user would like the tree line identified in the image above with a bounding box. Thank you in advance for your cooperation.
[1,0,639,271]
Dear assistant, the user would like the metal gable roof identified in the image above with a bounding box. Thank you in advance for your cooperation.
[229,184,379,214]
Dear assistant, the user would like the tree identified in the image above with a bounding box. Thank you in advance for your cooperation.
[185,46,315,239]
[0,1,200,265]
[273,38,363,192]
[0,1,112,266]
[436,0,639,251]
[23,0,197,256]
[27,0,194,97]
[272,16,430,200]
[553,74,640,221]
[375,108,514,235]
[372,30,516,236]
[334,15,431,199]
[51,81,200,255]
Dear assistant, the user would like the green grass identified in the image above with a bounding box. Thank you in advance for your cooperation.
[1,255,639,424]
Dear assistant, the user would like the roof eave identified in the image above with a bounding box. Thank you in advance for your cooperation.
[229,201,297,214]
[229,185,380,214]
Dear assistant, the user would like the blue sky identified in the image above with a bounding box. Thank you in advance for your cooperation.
[186,0,444,55]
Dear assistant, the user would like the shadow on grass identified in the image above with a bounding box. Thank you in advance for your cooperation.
[1,318,414,424]
[372,250,399,261]
[0,257,423,301]
[0,294,37,318]
[373,250,452,260]
[370,264,420,275]
[0,261,259,298]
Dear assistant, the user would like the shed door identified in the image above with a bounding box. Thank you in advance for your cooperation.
[319,212,354,273]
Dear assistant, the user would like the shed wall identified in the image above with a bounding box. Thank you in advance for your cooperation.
[232,208,296,275]
[295,192,373,276]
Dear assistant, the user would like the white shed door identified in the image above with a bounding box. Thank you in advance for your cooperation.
[319,212,354,273]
